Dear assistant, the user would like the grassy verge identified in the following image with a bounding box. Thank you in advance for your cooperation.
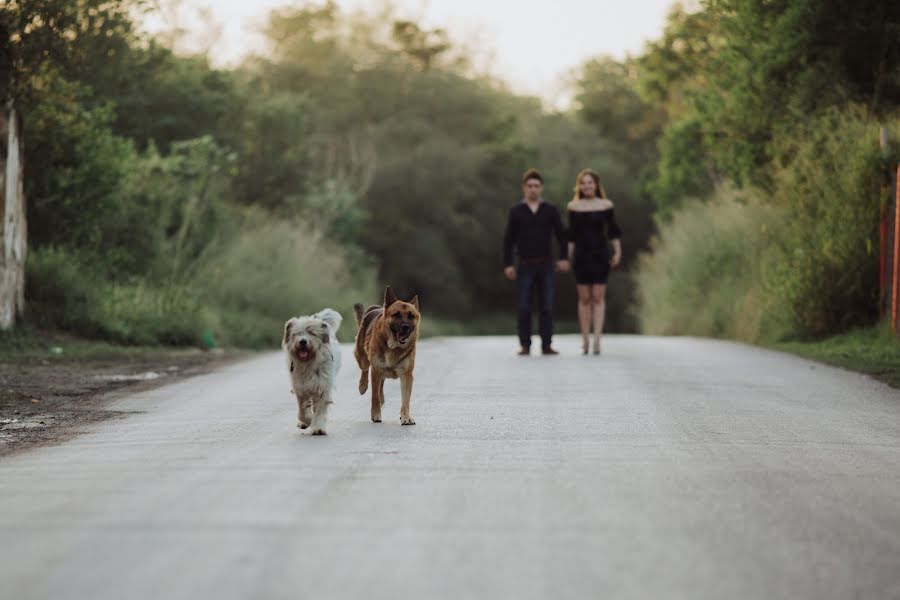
[771,323,900,389]
[0,326,218,363]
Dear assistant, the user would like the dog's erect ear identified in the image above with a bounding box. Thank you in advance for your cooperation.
[316,308,342,334]
[384,285,398,307]
[410,295,419,310]
[282,319,294,347]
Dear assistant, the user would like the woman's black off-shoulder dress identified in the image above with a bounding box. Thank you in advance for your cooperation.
[567,207,622,285]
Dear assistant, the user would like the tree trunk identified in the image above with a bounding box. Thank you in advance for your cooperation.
[0,99,27,330]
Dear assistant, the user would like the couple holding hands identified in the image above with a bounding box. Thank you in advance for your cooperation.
[502,168,622,356]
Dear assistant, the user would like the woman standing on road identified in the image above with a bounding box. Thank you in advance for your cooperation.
[567,169,622,355]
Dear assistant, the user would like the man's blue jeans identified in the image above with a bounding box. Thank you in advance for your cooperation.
[516,261,555,349]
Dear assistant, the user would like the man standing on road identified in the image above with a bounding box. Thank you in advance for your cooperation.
[503,168,570,356]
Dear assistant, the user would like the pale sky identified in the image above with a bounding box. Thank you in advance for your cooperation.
[147,0,676,107]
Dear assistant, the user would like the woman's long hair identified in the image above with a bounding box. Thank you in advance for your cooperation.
[572,168,607,201]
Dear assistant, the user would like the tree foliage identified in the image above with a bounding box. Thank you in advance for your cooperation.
[634,0,900,202]
[12,0,659,344]
[630,0,900,340]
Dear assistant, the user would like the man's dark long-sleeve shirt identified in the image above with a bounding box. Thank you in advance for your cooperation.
[502,200,568,267]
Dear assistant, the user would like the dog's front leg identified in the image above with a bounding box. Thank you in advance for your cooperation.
[399,372,415,425]
[370,370,384,423]
[297,394,313,430]
[310,395,330,436]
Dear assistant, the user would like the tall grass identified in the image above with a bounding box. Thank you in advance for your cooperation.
[196,217,377,347]
[26,248,208,346]
[772,323,900,389]
[25,218,377,348]
[635,188,784,341]
[21,129,379,350]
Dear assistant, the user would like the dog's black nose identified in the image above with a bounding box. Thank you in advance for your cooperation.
[399,324,411,335]
[298,339,308,347]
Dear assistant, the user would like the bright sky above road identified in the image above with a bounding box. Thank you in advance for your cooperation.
[146,0,677,107]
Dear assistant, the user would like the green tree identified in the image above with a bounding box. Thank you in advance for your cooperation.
[391,21,451,70]
[575,57,663,174]
[1,0,139,329]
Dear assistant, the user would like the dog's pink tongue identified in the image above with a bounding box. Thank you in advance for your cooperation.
[298,349,311,360]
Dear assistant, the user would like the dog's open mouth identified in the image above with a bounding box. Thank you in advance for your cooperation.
[296,348,313,361]
[392,323,413,345]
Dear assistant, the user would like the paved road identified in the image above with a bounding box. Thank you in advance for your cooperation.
[1,335,899,599]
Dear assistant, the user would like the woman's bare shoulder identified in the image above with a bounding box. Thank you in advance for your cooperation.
[569,198,614,212]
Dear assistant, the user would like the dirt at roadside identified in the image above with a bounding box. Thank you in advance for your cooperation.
[0,350,246,457]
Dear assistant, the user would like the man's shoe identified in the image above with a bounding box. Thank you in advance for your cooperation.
[541,347,559,355]
[518,347,531,356]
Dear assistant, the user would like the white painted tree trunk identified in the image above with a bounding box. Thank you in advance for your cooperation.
[0,101,27,330]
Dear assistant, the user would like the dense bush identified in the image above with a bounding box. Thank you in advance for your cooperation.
[25,248,103,336]
[629,0,900,343]
[24,128,378,347]
[196,212,377,348]
[635,189,782,341]
[635,111,900,342]
[25,248,207,346]
[765,111,900,337]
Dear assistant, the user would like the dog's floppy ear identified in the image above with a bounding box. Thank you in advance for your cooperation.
[316,308,342,334]
[410,294,419,310]
[384,285,398,307]
[282,319,294,347]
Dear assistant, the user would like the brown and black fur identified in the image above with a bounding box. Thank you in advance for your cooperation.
[353,286,420,425]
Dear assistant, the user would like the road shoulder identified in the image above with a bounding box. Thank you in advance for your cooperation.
[0,343,249,457]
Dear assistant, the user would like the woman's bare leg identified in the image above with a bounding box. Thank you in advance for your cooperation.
[591,284,606,354]
[577,284,592,354]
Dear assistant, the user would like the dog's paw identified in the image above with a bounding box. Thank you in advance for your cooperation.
[371,413,382,423]
[310,428,327,436]
[400,415,415,426]
[297,420,310,430]
[358,371,369,395]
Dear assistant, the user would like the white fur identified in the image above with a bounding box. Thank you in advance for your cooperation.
[314,308,342,383]
[282,308,343,435]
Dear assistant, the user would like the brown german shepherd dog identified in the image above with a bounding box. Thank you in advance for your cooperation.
[353,286,420,425]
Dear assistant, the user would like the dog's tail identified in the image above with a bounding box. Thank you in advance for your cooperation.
[353,303,369,395]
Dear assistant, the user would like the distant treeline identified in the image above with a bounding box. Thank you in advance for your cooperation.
[4,0,655,346]
[4,0,899,347]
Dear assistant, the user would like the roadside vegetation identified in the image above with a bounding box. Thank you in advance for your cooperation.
[622,2,900,383]
[627,2,900,344]
[2,1,899,384]
[772,325,900,389]
[2,0,654,349]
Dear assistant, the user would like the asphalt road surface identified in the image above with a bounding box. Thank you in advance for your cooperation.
[1,335,899,599]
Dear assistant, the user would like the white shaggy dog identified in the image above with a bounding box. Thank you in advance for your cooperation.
[282,309,342,435]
